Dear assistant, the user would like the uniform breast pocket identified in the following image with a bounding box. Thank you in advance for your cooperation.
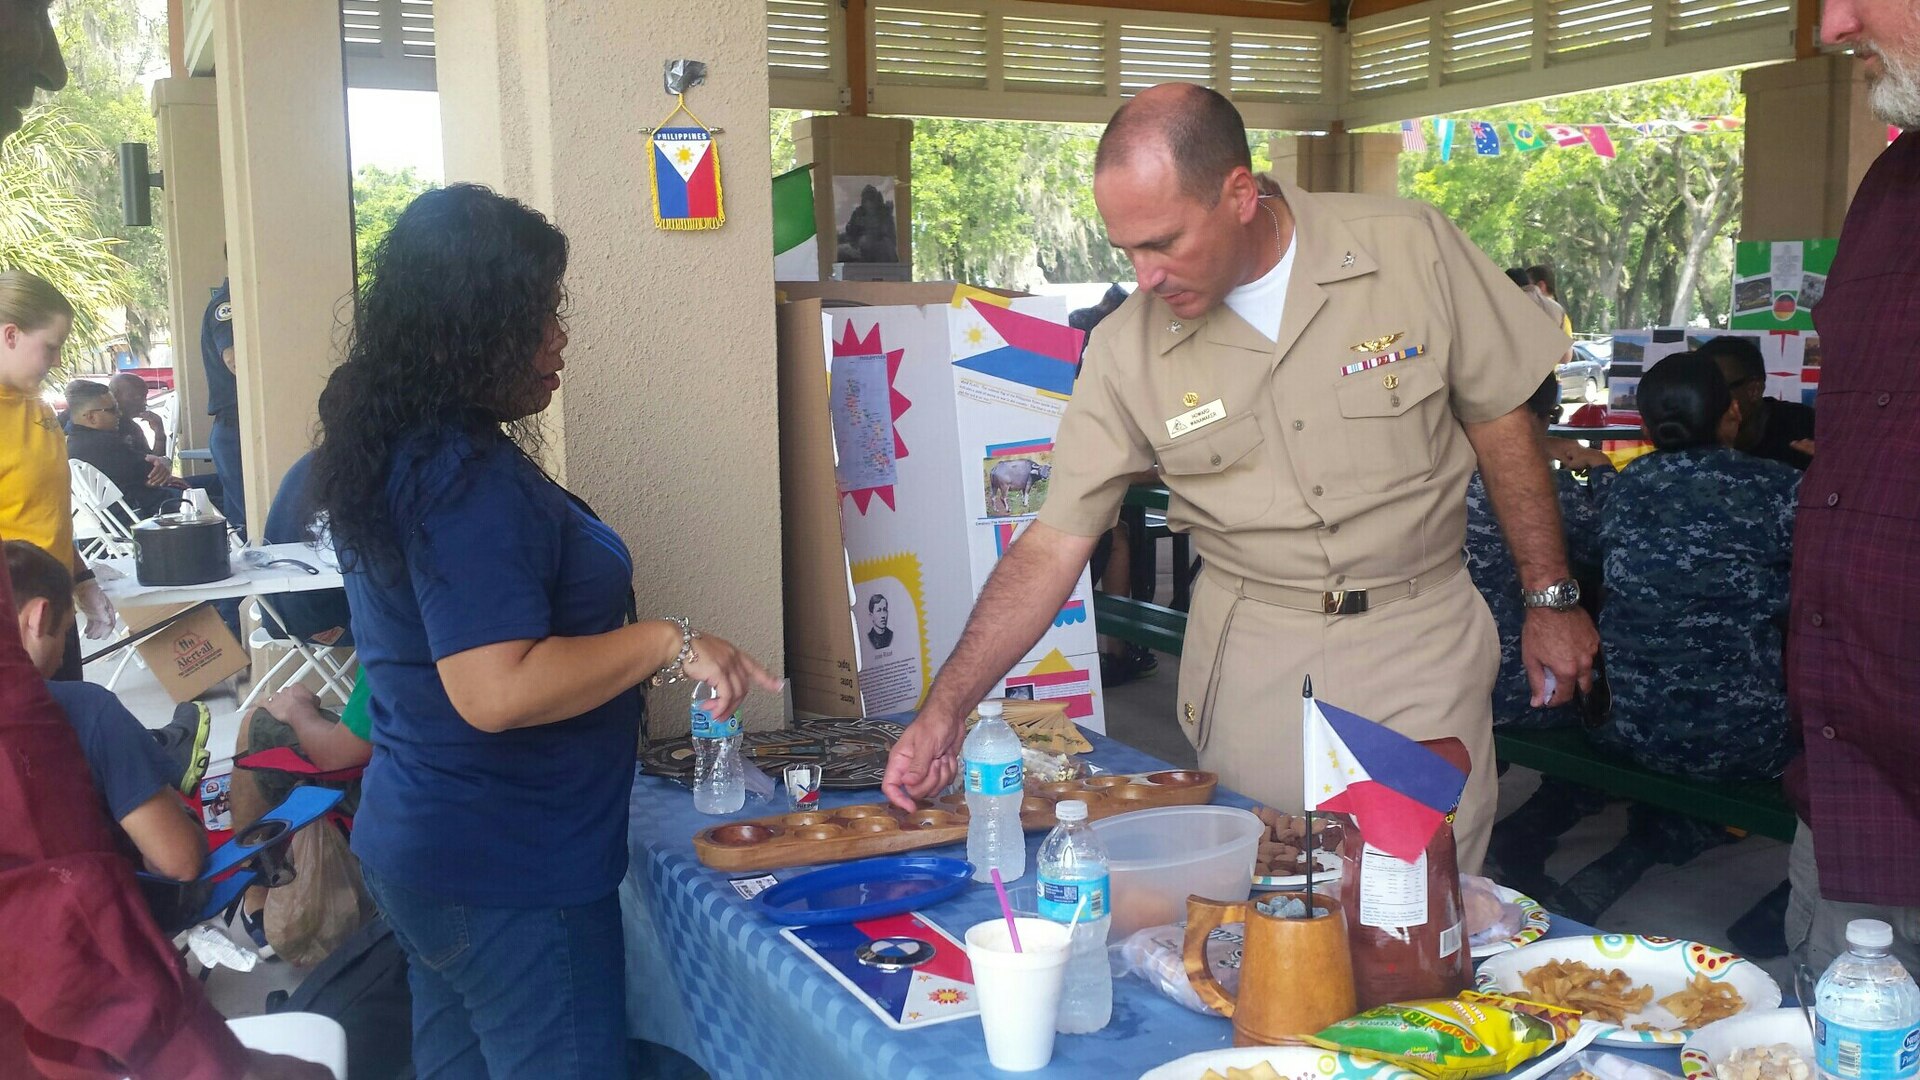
[1332,356,1446,493]
[1155,412,1275,531]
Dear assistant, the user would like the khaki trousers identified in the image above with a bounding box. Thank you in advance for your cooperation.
[1788,821,1920,974]
[1176,563,1500,873]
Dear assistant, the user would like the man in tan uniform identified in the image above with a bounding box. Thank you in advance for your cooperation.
[881,85,1597,871]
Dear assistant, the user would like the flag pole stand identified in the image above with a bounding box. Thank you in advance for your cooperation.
[1303,675,1315,916]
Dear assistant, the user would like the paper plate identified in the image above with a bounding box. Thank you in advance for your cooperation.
[1475,935,1781,1046]
[1470,885,1552,959]
[1141,1045,1424,1080]
[1679,1008,1816,1080]
[1252,850,1343,891]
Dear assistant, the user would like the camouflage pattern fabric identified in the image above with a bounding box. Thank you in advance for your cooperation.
[1592,446,1800,781]
[1465,467,1613,728]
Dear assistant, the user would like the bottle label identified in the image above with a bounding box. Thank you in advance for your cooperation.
[1038,874,1109,923]
[691,710,742,740]
[964,757,1023,796]
[1815,1017,1920,1080]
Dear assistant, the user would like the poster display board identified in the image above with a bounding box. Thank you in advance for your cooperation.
[1610,327,1819,411]
[1731,239,1837,331]
[779,285,1105,730]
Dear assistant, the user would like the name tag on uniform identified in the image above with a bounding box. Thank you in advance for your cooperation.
[1166,399,1227,439]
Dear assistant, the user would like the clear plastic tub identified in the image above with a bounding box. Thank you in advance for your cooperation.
[1090,805,1264,938]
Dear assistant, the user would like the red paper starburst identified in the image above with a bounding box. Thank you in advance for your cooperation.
[834,321,911,514]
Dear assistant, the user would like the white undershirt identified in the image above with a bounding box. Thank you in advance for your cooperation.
[1222,219,1297,342]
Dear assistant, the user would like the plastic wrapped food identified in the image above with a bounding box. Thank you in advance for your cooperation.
[1461,874,1524,947]
[1114,920,1243,1016]
[1298,991,1580,1080]
[1542,1050,1683,1080]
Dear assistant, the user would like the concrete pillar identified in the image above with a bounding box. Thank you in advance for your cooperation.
[1741,56,1888,241]
[1269,132,1401,196]
[436,1,787,733]
[211,0,357,539]
[151,76,225,468]
[791,114,915,278]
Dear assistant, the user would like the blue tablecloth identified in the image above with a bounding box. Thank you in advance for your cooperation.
[621,730,1685,1080]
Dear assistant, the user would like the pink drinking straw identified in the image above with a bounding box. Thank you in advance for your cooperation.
[990,868,1023,953]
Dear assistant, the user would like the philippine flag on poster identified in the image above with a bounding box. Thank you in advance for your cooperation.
[652,127,720,222]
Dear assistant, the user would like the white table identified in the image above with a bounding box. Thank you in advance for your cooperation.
[92,542,353,704]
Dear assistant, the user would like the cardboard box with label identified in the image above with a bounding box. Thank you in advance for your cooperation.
[126,602,249,704]
[778,282,1106,730]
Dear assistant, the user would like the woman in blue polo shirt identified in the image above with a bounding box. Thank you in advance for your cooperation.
[311,184,779,1078]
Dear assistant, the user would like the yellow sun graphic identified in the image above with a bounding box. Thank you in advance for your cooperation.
[965,326,985,345]
[930,988,967,1005]
[675,146,693,164]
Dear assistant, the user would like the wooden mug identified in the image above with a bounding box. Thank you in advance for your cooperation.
[1183,892,1357,1047]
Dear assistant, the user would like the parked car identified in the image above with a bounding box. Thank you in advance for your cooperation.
[1558,339,1611,403]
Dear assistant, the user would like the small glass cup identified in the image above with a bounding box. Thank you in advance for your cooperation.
[783,763,824,811]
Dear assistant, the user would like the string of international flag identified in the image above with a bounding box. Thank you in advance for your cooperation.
[1398,116,1746,161]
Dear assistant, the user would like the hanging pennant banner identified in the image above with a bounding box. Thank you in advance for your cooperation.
[1507,123,1548,152]
[1581,125,1617,159]
[648,96,725,230]
[1470,121,1502,155]
[1436,118,1457,161]
[1544,124,1587,147]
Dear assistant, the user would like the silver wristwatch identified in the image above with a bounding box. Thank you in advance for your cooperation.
[1522,579,1581,611]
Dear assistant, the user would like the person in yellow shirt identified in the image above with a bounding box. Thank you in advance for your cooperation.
[0,270,116,678]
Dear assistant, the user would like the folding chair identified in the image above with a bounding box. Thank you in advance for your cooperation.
[236,598,357,716]
[68,459,141,560]
[140,784,346,938]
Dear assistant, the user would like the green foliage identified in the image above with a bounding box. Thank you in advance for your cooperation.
[352,164,437,286]
[0,105,131,380]
[1394,72,1745,333]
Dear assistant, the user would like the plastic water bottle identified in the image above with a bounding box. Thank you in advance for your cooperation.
[1814,919,1920,1080]
[963,700,1025,883]
[691,681,745,815]
[1037,799,1113,1033]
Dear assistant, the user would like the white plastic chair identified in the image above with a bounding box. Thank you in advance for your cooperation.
[235,598,356,716]
[68,459,141,560]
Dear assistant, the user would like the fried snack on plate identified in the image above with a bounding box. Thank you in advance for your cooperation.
[1199,1065,1282,1080]
[1651,974,1744,1029]
[1519,959,1655,1025]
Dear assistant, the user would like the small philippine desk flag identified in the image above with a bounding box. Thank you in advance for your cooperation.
[1302,678,1467,863]
[648,96,725,231]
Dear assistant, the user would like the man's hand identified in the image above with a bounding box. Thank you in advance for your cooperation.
[241,1048,334,1079]
[1521,607,1597,707]
[1791,438,1815,458]
[74,577,117,640]
[882,710,966,811]
[1543,438,1613,472]
[145,454,171,486]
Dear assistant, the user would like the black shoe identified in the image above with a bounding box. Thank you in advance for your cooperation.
[1125,644,1158,677]
[1552,844,1660,924]
[1100,652,1137,687]
[1726,881,1792,959]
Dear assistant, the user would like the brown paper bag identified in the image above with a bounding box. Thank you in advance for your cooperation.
[264,822,373,967]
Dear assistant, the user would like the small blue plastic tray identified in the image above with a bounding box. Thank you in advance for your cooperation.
[755,856,975,926]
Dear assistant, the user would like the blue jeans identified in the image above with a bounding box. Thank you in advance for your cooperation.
[361,866,627,1079]
[208,415,245,540]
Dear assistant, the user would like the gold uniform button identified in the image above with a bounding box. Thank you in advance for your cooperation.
[1209,453,1222,466]
[1383,373,1399,390]
[1312,485,1324,496]
[1182,391,1200,407]
[1328,523,1340,534]
[1292,419,1304,431]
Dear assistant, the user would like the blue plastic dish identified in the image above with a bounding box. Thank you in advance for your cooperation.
[754,856,975,926]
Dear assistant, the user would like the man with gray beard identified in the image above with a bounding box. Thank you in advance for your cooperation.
[1784,0,1920,971]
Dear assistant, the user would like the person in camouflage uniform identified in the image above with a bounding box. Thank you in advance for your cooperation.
[1465,381,1615,729]
[1551,351,1801,925]
[1593,351,1800,780]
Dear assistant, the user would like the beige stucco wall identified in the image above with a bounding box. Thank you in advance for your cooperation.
[1269,133,1402,196]
[437,0,788,735]
[1742,56,1887,242]
[151,75,225,465]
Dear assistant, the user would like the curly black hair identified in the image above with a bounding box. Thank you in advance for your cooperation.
[311,183,568,574]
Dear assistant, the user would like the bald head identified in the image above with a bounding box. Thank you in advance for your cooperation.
[1095,84,1253,206]
[108,371,149,415]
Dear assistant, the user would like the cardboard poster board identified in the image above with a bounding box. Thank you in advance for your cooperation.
[1731,239,1837,330]
[779,284,1105,730]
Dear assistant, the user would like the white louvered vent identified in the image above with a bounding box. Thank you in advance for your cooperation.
[1442,0,1532,79]
[398,0,433,59]
[1003,15,1108,94]
[1348,17,1430,96]
[1666,0,1790,39]
[341,0,382,55]
[1228,30,1323,100]
[1548,0,1654,58]
[1119,24,1216,93]
[769,0,834,79]
[873,6,989,88]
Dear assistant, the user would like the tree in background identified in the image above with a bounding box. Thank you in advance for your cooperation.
[352,164,437,286]
[1398,72,1744,332]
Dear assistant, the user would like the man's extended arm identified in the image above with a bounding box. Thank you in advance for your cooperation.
[1464,405,1599,707]
[881,522,1098,810]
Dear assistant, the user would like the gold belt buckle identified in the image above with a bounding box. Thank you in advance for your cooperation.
[1323,589,1369,615]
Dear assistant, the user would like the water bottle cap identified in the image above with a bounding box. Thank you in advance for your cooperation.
[978,700,1004,719]
[1847,918,1895,950]
[1055,799,1088,822]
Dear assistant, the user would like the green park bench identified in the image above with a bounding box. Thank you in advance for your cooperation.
[1092,487,1798,843]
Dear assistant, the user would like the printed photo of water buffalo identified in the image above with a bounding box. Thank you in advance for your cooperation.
[983,451,1053,518]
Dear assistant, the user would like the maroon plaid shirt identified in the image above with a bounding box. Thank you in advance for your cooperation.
[1791,132,1920,906]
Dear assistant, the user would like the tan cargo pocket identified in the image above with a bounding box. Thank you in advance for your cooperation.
[1332,356,1446,493]
[1176,591,1240,754]
[1154,412,1274,530]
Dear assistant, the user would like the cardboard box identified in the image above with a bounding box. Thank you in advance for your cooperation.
[135,602,248,703]
[777,282,1105,729]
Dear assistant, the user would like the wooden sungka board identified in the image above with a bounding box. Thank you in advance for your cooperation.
[641,717,903,791]
[693,770,1218,873]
